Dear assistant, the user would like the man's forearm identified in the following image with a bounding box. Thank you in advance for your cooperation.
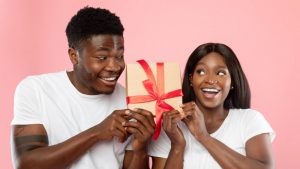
[16,126,99,169]
[124,150,149,169]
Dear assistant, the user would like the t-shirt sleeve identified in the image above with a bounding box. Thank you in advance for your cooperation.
[11,77,42,125]
[147,125,171,158]
[242,109,276,143]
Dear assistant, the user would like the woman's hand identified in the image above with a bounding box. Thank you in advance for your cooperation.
[163,110,186,148]
[181,102,209,142]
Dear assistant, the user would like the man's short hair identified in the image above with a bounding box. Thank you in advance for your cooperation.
[66,6,124,50]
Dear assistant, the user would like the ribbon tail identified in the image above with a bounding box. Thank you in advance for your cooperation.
[153,102,168,140]
[153,117,162,140]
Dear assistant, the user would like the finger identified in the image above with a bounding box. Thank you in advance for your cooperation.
[181,104,196,113]
[125,127,145,140]
[163,112,171,131]
[114,109,130,117]
[112,128,127,142]
[125,124,146,140]
[113,110,130,124]
[111,119,128,139]
[133,108,156,128]
[127,110,154,133]
[106,113,128,137]
[163,112,181,132]
[180,101,195,109]
[123,121,148,137]
[165,109,181,116]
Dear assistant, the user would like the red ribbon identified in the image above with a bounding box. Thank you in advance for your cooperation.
[126,60,183,140]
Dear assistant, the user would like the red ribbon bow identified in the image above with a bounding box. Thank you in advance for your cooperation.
[126,60,183,140]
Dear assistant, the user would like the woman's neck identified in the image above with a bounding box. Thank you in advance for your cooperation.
[196,100,229,134]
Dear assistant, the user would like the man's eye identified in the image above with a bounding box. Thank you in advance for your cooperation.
[116,55,124,60]
[97,56,107,60]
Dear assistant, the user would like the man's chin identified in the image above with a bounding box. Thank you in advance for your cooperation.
[96,85,116,95]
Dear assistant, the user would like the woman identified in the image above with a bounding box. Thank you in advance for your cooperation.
[149,43,275,169]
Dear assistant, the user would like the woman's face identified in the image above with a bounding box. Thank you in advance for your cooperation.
[190,52,231,109]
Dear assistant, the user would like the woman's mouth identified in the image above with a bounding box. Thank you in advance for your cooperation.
[201,88,220,99]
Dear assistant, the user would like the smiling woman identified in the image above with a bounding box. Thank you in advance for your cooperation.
[149,43,275,169]
[189,52,232,109]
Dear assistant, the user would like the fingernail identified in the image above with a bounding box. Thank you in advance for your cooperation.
[122,121,126,126]
[125,110,131,115]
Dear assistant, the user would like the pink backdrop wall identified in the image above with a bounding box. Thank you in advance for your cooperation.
[1,0,299,168]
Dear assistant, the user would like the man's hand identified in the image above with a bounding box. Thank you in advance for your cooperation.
[95,110,129,142]
[122,108,155,152]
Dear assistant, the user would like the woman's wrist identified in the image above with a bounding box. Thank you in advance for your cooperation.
[195,132,210,143]
[171,141,186,151]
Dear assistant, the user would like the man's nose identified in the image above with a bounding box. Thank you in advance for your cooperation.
[105,58,121,71]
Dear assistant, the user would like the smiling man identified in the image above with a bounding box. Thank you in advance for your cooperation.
[11,7,155,169]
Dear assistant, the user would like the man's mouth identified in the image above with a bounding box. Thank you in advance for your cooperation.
[100,76,117,81]
[98,76,118,86]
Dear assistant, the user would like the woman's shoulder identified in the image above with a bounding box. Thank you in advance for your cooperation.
[230,108,263,117]
[229,108,267,123]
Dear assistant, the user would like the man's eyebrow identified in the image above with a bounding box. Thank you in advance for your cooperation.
[97,47,110,51]
[96,46,124,51]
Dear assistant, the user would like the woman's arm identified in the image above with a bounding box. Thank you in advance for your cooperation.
[182,102,274,169]
[197,133,274,169]
[151,110,186,169]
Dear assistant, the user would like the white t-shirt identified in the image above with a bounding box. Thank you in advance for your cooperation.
[11,71,130,169]
[148,109,275,169]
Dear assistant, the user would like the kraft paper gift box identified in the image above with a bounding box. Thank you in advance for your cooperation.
[126,60,182,139]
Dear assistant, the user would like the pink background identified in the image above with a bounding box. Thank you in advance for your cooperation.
[1,0,299,168]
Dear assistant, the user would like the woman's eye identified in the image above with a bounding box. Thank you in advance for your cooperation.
[217,71,226,76]
[196,69,205,75]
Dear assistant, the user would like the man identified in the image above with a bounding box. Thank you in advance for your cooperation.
[11,6,155,169]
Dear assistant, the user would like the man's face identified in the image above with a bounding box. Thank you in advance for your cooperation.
[71,34,125,95]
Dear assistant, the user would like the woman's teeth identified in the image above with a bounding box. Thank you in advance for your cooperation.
[202,88,219,93]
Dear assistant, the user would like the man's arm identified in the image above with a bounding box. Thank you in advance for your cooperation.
[13,110,129,169]
[122,109,155,169]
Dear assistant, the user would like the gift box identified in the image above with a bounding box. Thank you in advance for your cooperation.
[126,60,182,139]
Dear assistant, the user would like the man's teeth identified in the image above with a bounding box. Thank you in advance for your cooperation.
[202,88,219,92]
[101,77,117,81]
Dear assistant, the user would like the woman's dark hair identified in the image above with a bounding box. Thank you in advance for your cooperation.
[182,43,251,109]
[65,6,124,50]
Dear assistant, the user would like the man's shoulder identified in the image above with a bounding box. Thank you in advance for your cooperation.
[16,71,67,92]
[21,71,65,84]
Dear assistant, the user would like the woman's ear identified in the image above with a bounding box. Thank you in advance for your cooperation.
[68,48,79,65]
[189,74,193,86]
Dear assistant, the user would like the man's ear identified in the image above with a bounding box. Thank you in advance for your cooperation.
[68,48,78,65]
